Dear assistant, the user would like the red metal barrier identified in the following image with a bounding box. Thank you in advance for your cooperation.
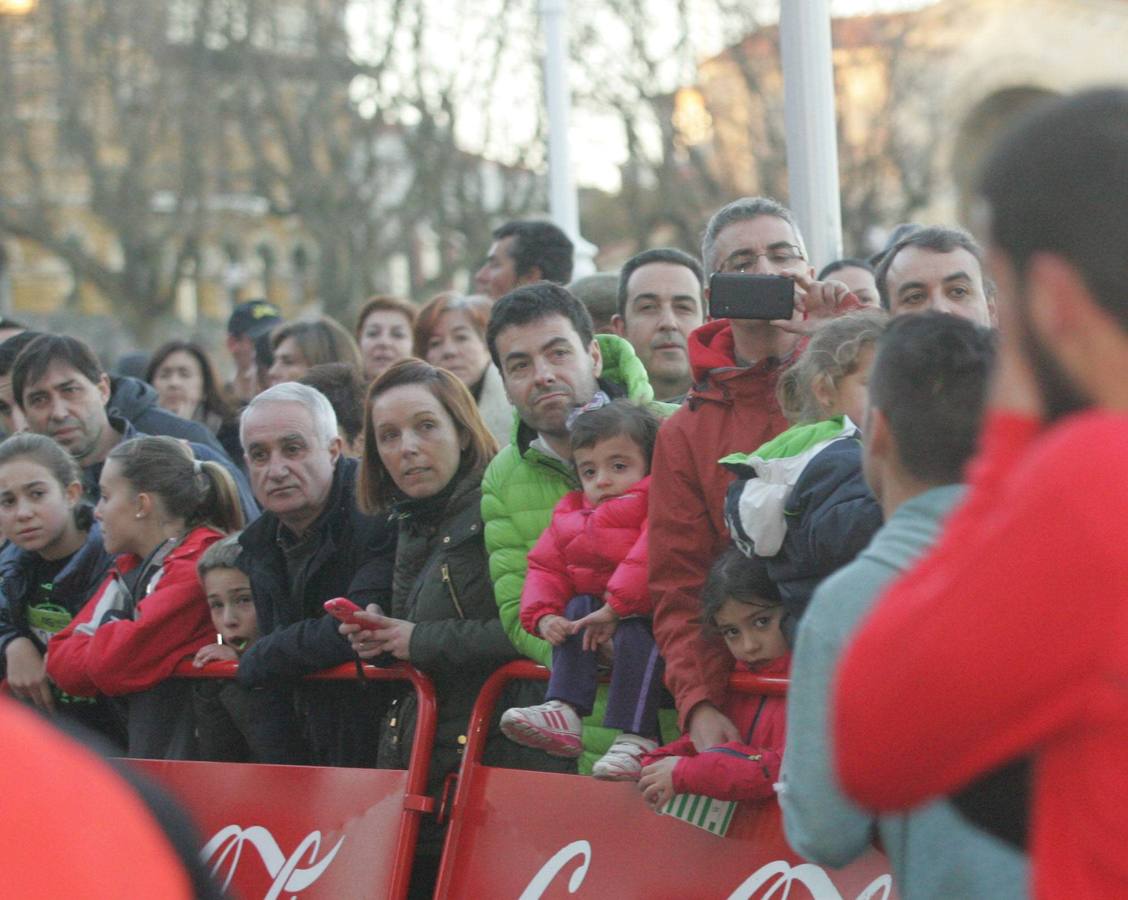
[128,659,437,900]
[434,660,895,899]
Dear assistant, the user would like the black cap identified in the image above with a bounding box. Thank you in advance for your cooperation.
[228,299,282,339]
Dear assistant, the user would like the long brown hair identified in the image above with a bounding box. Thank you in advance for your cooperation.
[271,316,363,373]
[107,436,244,534]
[357,358,498,513]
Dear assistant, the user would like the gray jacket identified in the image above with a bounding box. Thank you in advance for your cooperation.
[779,485,1027,899]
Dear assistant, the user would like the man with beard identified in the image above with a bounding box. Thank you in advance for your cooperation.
[833,88,1128,898]
[612,248,705,403]
[481,281,674,772]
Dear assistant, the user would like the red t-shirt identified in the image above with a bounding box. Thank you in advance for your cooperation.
[833,411,1128,899]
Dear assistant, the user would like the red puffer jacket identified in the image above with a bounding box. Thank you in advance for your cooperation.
[47,526,222,697]
[641,654,790,801]
[520,476,651,634]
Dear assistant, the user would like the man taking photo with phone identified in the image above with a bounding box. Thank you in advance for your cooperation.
[649,196,854,752]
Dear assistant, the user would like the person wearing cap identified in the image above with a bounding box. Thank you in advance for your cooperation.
[226,299,282,404]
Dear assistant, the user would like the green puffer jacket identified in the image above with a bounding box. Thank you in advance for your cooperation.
[482,334,678,773]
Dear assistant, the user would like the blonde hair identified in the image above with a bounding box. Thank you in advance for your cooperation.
[777,310,887,424]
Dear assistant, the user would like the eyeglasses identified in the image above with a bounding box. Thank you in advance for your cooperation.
[717,245,805,274]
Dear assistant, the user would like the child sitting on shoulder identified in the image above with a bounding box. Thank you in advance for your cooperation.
[501,399,662,781]
[723,311,886,638]
[638,548,789,808]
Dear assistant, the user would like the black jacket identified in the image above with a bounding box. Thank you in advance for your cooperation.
[82,417,259,523]
[0,520,114,668]
[232,456,396,767]
[236,456,396,684]
[109,376,228,460]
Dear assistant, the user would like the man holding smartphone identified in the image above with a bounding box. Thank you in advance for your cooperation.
[648,197,853,752]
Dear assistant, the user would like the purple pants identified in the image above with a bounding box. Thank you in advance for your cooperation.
[546,594,665,739]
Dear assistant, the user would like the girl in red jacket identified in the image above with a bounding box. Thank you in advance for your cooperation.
[638,548,789,808]
[47,436,244,759]
[501,400,663,780]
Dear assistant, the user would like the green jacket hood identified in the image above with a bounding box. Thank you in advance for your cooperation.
[507,333,665,448]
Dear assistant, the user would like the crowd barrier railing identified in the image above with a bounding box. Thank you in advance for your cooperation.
[129,659,437,900]
[433,660,897,900]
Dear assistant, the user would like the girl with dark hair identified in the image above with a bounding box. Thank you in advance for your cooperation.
[0,434,118,743]
[47,436,244,759]
[144,340,242,464]
[637,547,790,809]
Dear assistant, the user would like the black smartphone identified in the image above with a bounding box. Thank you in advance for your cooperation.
[708,273,795,320]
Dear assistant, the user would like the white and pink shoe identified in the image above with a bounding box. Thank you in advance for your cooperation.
[500,700,583,758]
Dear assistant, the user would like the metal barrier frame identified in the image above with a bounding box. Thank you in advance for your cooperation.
[433,659,792,896]
[167,658,438,900]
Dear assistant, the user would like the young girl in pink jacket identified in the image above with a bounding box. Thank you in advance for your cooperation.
[501,400,663,780]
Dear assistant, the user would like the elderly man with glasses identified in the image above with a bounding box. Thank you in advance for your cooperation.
[647,197,854,754]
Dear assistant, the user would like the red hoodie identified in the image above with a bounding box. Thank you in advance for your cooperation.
[642,654,789,801]
[834,411,1128,899]
[649,320,791,726]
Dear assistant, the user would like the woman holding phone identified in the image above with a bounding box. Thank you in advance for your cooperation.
[343,359,523,898]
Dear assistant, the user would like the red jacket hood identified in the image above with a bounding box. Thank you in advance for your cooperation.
[688,319,739,384]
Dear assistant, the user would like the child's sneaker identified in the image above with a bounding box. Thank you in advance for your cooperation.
[500,700,583,758]
[592,734,658,781]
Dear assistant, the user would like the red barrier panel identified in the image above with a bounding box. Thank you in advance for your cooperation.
[434,660,896,899]
[129,660,437,900]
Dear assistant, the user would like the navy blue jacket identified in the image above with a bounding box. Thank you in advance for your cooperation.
[109,376,228,460]
[726,436,882,637]
[83,418,259,524]
[0,521,114,675]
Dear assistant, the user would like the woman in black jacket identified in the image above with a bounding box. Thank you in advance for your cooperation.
[345,359,526,898]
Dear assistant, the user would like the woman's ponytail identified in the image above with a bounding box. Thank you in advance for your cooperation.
[106,437,244,534]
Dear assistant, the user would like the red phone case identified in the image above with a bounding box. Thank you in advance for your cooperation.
[323,597,365,626]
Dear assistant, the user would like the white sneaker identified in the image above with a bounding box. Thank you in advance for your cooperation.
[592,734,658,781]
[500,700,583,758]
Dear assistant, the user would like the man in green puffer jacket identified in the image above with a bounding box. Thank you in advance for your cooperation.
[482,282,676,773]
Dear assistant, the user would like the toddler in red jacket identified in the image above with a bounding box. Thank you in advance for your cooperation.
[639,548,789,808]
[501,400,663,780]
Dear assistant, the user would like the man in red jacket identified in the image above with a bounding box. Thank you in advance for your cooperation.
[833,88,1128,899]
[649,196,852,750]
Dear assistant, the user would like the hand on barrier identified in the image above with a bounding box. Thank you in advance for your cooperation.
[569,603,619,652]
[536,614,570,647]
[5,637,55,713]
[193,643,240,668]
[638,756,678,809]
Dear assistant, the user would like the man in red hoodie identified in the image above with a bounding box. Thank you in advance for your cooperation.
[649,197,852,750]
[833,88,1128,898]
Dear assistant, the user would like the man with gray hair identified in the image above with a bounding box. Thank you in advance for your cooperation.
[649,197,853,752]
[235,382,397,766]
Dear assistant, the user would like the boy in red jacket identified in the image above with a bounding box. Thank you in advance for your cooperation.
[639,549,788,808]
[501,400,663,780]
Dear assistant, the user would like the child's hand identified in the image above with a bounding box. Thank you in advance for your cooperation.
[569,603,620,652]
[537,614,571,646]
[639,756,679,809]
[193,643,240,667]
[5,637,55,713]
